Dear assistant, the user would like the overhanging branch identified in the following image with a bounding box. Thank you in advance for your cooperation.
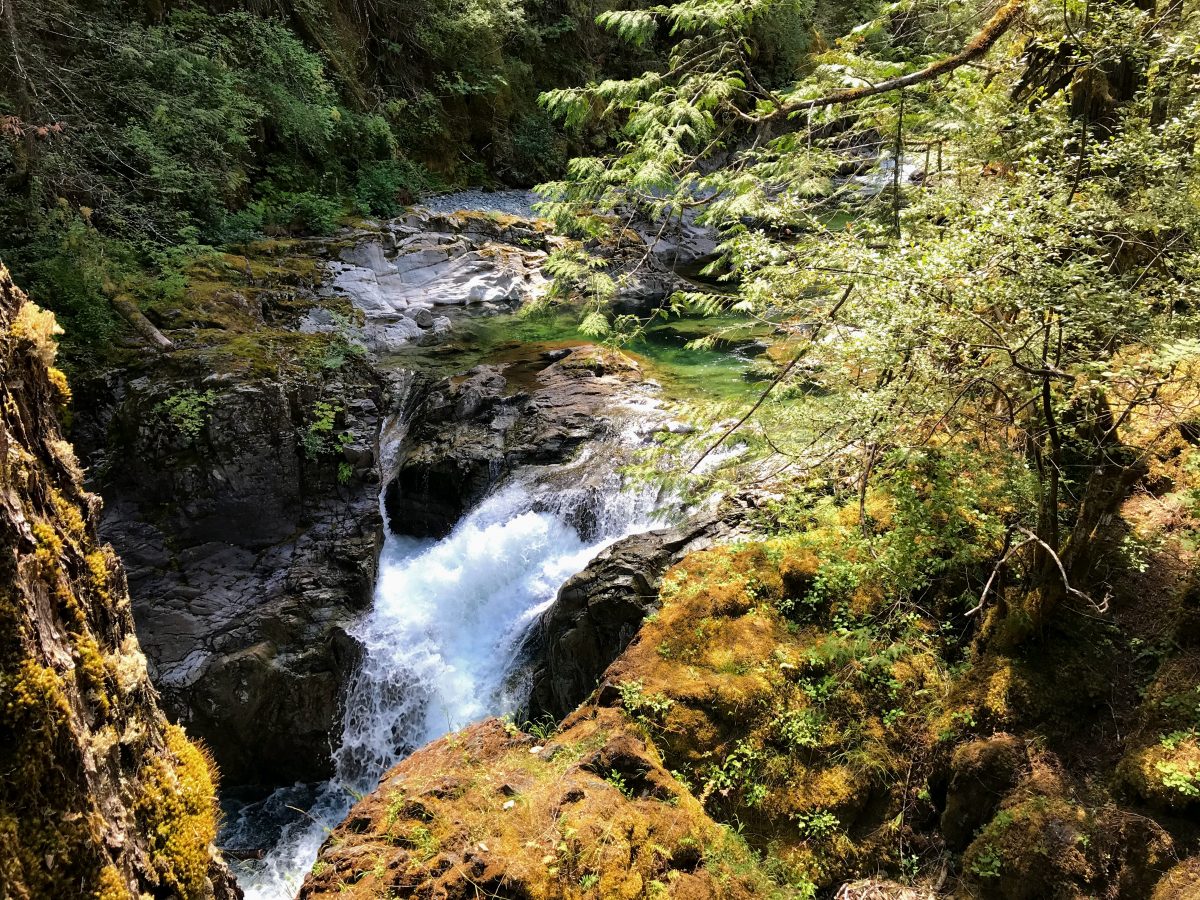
[765,0,1025,119]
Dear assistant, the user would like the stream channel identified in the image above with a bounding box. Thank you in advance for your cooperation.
[218,192,765,898]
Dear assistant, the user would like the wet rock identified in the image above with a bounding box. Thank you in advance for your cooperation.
[407,306,434,328]
[940,733,1029,849]
[519,510,739,721]
[611,262,685,314]
[632,208,719,265]
[73,368,385,787]
[384,346,648,539]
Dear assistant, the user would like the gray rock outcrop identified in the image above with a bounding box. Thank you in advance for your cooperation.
[518,511,739,721]
[74,367,385,787]
[384,345,654,538]
[328,211,556,352]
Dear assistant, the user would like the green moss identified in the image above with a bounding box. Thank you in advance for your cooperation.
[963,794,1096,894]
[1119,734,1200,809]
[135,724,219,899]
[93,863,133,900]
[73,633,112,716]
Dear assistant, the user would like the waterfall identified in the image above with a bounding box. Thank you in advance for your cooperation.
[222,462,660,899]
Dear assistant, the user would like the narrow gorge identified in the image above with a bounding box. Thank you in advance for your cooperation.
[60,193,756,898]
[6,1,1200,898]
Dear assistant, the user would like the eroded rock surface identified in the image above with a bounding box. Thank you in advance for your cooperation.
[77,368,384,787]
[328,210,557,352]
[384,345,655,538]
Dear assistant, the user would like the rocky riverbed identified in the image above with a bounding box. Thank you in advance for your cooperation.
[66,191,751,897]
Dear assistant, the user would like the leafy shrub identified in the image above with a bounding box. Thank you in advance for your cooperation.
[353,160,440,217]
[156,389,218,443]
[301,399,351,459]
[258,191,344,236]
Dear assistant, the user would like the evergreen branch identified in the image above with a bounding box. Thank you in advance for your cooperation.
[688,282,854,474]
[765,0,1025,119]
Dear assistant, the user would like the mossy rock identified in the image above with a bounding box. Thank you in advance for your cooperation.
[1117,735,1200,811]
[1152,857,1200,900]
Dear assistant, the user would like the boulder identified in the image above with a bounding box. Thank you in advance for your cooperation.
[940,733,1029,849]
[519,511,738,721]
[1153,857,1200,899]
[384,346,650,539]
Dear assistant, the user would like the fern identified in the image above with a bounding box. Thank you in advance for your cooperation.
[579,310,611,337]
[596,10,657,46]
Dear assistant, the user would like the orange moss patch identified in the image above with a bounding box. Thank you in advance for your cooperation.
[597,541,948,888]
[299,708,788,899]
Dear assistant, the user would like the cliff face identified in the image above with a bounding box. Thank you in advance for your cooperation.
[69,246,386,788]
[0,263,239,900]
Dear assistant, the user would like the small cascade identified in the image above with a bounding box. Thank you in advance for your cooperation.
[223,463,661,898]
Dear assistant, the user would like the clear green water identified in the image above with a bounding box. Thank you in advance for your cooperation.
[382,307,774,403]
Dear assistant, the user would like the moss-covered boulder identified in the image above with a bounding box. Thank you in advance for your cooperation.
[299,708,792,899]
[962,758,1174,900]
[940,733,1028,849]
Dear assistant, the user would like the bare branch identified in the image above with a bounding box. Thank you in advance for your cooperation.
[688,283,854,473]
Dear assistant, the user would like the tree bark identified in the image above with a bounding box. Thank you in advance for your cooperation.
[110,295,174,351]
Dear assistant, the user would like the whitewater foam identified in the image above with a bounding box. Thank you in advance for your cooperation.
[225,472,658,899]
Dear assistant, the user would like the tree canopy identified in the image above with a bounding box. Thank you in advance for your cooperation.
[540,0,1200,638]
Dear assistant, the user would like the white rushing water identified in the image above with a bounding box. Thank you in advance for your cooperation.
[224,468,659,899]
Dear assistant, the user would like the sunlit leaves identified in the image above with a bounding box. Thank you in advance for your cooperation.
[596,10,657,46]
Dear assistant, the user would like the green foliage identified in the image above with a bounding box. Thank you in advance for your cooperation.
[156,390,218,443]
[542,0,1200,635]
[604,768,633,798]
[300,400,351,460]
[616,679,675,728]
[1156,759,1200,798]
[968,843,1003,879]
[771,708,824,752]
[524,716,558,742]
[790,809,839,840]
[354,161,442,218]
[703,740,767,808]
[0,0,638,357]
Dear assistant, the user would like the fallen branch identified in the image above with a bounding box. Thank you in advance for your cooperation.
[965,532,1034,617]
[968,524,1107,617]
[109,294,174,351]
[1014,525,1106,613]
